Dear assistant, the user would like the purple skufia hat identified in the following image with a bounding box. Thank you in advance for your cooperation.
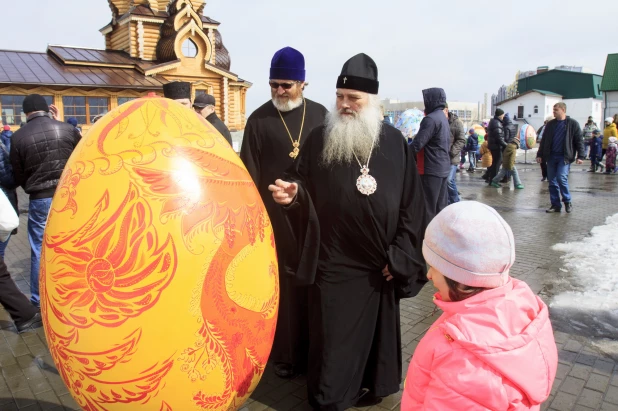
[270,47,305,81]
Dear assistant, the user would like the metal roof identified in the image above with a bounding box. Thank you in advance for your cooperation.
[48,46,155,70]
[601,54,618,92]
[0,49,166,89]
[517,69,603,99]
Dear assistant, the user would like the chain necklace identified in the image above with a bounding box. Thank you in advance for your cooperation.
[353,137,378,196]
[277,99,306,159]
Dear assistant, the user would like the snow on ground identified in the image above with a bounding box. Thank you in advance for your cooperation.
[550,213,618,336]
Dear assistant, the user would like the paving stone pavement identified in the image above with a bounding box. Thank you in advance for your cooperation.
[0,152,617,411]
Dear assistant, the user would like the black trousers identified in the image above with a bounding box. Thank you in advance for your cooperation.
[420,175,449,223]
[541,161,548,178]
[0,259,38,326]
[487,149,503,184]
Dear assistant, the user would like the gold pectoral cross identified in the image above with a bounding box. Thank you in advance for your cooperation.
[289,141,300,159]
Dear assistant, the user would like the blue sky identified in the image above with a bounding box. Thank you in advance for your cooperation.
[2,0,616,113]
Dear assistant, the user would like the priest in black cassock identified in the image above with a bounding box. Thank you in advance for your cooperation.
[162,81,192,108]
[269,54,427,410]
[240,47,328,379]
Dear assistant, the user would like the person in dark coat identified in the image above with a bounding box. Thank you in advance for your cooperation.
[193,94,233,146]
[537,118,551,180]
[9,94,81,306]
[162,81,192,108]
[411,88,451,221]
[465,128,480,171]
[269,53,427,410]
[240,47,328,379]
[536,102,584,213]
[66,117,82,137]
[487,109,507,184]
[446,108,465,204]
[1,125,13,151]
[588,130,603,172]
[499,113,518,182]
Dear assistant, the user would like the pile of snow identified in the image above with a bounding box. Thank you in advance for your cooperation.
[551,213,618,314]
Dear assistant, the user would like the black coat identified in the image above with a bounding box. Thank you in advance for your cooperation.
[10,113,81,199]
[536,117,585,164]
[503,114,518,144]
[411,88,451,177]
[206,112,233,146]
[488,116,507,150]
[0,142,14,190]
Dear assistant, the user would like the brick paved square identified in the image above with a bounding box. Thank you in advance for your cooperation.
[577,353,600,367]
[601,402,618,411]
[559,350,579,364]
[570,364,593,380]
[606,386,618,405]
[551,391,578,410]
[556,363,571,381]
[564,340,584,353]
[560,376,586,396]
[586,373,611,393]
[578,388,605,409]
[594,359,616,376]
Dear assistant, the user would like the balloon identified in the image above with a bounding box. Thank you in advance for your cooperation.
[41,96,279,410]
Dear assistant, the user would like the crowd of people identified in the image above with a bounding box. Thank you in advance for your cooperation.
[451,106,618,214]
[0,46,571,410]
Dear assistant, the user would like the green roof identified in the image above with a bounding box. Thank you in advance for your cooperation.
[601,54,618,91]
[517,70,603,99]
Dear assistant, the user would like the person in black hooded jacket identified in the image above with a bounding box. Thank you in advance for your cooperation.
[9,94,81,307]
[411,88,451,222]
[486,109,507,184]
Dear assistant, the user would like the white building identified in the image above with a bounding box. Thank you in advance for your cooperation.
[498,90,604,131]
[382,99,486,130]
[497,90,562,130]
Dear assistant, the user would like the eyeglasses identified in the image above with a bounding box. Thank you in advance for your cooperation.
[269,81,297,90]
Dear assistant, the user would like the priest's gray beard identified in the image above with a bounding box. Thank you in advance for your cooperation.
[272,94,304,112]
[321,95,383,167]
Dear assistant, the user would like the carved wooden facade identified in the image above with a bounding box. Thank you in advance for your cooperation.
[0,0,250,132]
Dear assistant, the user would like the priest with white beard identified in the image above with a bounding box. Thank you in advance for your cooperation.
[240,47,328,379]
[269,53,427,410]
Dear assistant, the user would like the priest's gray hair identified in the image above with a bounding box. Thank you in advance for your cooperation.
[322,94,383,167]
[272,92,304,112]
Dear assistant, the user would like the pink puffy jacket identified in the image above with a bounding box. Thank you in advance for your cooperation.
[402,278,558,410]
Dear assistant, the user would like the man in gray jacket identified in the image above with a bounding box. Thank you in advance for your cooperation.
[446,105,465,204]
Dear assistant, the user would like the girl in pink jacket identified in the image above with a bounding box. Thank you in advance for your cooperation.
[402,201,558,410]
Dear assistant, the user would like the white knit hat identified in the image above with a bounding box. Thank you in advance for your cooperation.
[606,117,615,123]
[422,201,515,288]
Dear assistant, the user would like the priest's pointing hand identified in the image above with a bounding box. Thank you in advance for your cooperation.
[269,179,298,205]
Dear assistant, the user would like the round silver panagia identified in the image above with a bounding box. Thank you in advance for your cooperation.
[356,174,377,195]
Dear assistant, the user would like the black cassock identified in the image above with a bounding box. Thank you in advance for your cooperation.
[240,99,328,369]
[283,124,427,410]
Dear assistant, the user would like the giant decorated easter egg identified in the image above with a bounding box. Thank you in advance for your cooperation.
[519,124,537,150]
[41,96,279,410]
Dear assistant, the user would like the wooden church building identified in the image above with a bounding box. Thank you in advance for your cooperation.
[0,0,251,132]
